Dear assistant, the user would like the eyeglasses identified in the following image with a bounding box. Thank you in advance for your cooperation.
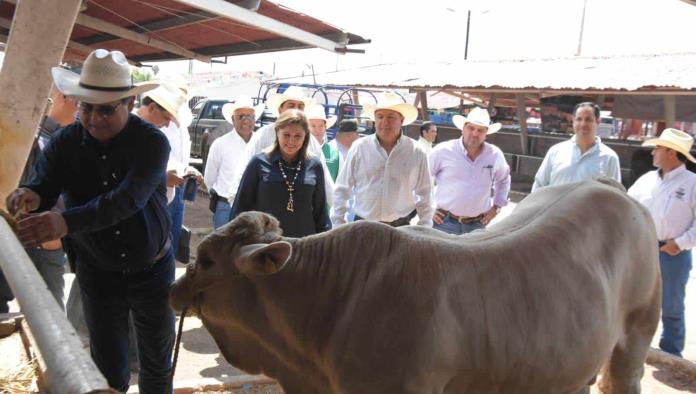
[79,102,123,118]
[233,114,255,121]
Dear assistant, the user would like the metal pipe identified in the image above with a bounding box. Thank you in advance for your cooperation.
[0,218,113,393]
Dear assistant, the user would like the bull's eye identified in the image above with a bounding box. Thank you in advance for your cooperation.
[198,255,214,269]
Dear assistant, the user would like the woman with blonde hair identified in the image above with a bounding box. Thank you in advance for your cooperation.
[230,109,329,236]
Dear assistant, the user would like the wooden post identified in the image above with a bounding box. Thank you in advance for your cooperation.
[516,94,528,155]
[418,91,430,121]
[351,88,360,105]
[664,95,676,128]
[0,0,82,209]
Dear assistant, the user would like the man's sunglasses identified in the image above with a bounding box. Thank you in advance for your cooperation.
[233,114,255,121]
[79,102,123,117]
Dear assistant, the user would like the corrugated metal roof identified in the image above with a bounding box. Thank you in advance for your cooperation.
[0,0,369,63]
[275,53,696,94]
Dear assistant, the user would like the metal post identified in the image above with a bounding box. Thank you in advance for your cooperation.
[0,219,113,393]
[664,95,676,128]
[516,94,529,155]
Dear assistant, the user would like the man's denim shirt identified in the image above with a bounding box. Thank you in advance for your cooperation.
[25,114,171,272]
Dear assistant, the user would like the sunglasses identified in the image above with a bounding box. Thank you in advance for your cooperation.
[79,102,123,117]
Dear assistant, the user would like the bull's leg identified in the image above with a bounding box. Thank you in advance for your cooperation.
[598,306,660,394]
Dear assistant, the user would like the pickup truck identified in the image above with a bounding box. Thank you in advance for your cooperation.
[188,98,233,166]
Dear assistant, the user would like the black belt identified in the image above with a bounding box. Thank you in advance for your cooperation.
[354,214,411,227]
[217,195,229,203]
[658,240,667,247]
[120,239,171,275]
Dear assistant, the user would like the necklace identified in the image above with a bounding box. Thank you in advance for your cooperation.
[278,160,302,212]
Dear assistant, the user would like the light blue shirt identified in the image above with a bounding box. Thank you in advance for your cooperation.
[532,135,621,192]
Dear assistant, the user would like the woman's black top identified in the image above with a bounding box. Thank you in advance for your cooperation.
[230,151,329,237]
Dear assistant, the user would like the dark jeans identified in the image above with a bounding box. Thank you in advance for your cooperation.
[77,250,176,393]
[168,186,184,256]
[0,247,66,313]
[658,249,692,357]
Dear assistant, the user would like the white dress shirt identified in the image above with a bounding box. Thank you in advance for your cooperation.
[429,139,510,217]
[204,129,248,199]
[627,165,696,250]
[331,134,434,226]
[532,135,621,192]
[227,122,334,204]
[416,137,433,155]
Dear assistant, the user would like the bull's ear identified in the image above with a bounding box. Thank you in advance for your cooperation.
[236,241,292,275]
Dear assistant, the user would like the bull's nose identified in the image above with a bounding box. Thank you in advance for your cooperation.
[169,276,193,312]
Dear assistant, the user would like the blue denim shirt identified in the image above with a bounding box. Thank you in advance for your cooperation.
[25,114,171,272]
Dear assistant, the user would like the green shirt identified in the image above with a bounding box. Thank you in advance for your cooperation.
[322,141,340,181]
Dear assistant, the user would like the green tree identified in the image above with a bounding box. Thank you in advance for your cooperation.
[132,69,153,82]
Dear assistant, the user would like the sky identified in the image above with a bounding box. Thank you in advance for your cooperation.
[147,0,696,79]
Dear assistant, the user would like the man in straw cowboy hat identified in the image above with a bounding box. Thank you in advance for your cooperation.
[204,95,264,228]
[306,103,340,181]
[331,91,433,227]
[628,128,696,358]
[429,107,511,234]
[6,49,175,392]
[228,85,334,204]
[533,101,621,192]
[137,83,201,256]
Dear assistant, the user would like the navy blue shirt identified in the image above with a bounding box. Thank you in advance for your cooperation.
[231,152,329,237]
[25,114,171,272]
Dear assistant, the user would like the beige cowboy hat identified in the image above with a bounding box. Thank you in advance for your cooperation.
[452,107,502,134]
[363,91,418,126]
[222,96,265,125]
[51,49,158,104]
[143,83,190,127]
[304,104,337,128]
[266,86,315,117]
[643,128,696,163]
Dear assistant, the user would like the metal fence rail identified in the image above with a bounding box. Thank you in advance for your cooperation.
[0,217,113,394]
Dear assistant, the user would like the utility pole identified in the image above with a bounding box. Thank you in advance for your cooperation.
[576,0,588,56]
[464,10,471,60]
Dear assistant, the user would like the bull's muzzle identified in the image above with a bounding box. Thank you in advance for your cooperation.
[169,262,197,312]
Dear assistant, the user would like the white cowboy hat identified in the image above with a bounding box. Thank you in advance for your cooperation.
[304,104,337,128]
[51,49,158,104]
[266,86,315,117]
[222,96,265,125]
[452,107,502,134]
[143,83,189,127]
[643,128,696,163]
[362,91,418,126]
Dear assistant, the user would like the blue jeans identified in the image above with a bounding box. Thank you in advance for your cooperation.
[0,247,66,313]
[213,199,231,229]
[433,216,485,235]
[77,250,176,393]
[658,249,692,357]
[168,186,184,253]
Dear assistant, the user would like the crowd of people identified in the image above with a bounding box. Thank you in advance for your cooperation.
[1,48,694,392]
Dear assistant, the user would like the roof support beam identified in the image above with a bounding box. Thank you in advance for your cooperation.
[171,0,347,53]
[75,13,211,63]
[664,95,676,128]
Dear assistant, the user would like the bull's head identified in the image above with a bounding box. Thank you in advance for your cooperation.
[169,211,292,313]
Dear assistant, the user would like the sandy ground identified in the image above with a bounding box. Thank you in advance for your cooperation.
[3,189,696,393]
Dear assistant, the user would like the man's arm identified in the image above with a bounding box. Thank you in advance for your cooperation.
[330,147,357,227]
[203,138,222,191]
[414,151,434,226]
[607,153,622,183]
[61,131,170,233]
[492,152,511,208]
[672,182,696,252]
[531,149,553,192]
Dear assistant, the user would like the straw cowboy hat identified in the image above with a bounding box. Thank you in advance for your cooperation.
[266,86,315,117]
[51,49,158,104]
[222,96,266,125]
[363,91,418,126]
[305,104,337,128]
[143,83,190,127]
[643,128,696,163]
[452,107,502,134]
